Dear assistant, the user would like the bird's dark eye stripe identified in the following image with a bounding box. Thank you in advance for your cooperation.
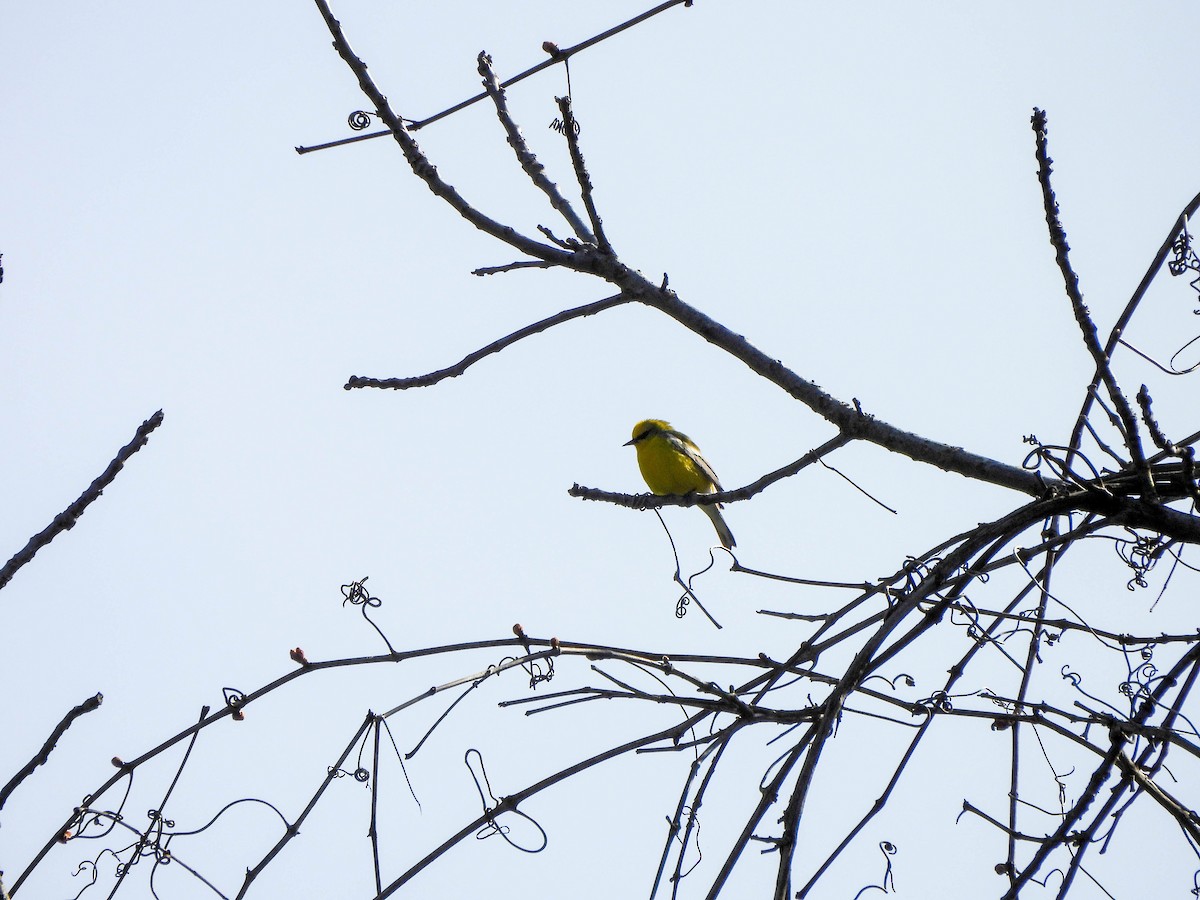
[635,429,652,442]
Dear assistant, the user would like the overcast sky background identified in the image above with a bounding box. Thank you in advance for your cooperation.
[5,3,1200,898]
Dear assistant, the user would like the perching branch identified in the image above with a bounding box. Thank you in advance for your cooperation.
[316,0,1050,499]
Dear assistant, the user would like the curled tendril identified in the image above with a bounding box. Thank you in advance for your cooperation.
[347,110,374,131]
[1168,333,1200,373]
[70,854,106,900]
[671,804,704,880]
[341,577,380,608]
[341,577,398,655]
[1030,867,1066,889]
[863,673,916,691]
[1131,659,1159,682]
[983,691,1017,714]
[146,809,175,829]
[1021,442,1106,488]
[1060,665,1081,687]
[1114,529,1165,590]
[918,691,953,713]
[899,556,938,589]
[465,749,548,853]
[850,841,898,899]
[548,116,580,135]
[222,687,246,710]
[948,597,978,629]
[1168,218,1200,308]
[500,652,554,689]
[1119,659,1161,709]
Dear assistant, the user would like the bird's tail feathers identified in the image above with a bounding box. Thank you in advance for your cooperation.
[701,503,736,550]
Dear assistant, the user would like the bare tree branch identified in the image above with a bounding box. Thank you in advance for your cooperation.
[295,0,695,156]
[478,52,596,245]
[345,293,634,390]
[556,96,612,255]
[0,693,103,812]
[0,410,164,593]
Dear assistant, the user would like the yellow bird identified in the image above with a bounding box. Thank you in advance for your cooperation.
[625,419,736,549]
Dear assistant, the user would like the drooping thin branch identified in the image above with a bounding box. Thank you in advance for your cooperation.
[0,410,164,593]
[345,293,634,390]
[0,693,103,812]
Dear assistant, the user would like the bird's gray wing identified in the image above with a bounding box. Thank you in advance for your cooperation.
[667,431,724,494]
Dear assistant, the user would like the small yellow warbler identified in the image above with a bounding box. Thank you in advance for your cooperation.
[625,419,736,549]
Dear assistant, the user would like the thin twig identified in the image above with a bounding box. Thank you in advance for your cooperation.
[471,259,555,276]
[1069,190,1200,454]
[1114,749,1200,844]
[295,0,695,155]
[312,0,577,267]
[478,52,595,244]
[1030,108,1150,493]
[1002,642,1200,898]
[556,96,611,254]
[236,714,376,898]
[570,433,854,511]
[345,293,633,390]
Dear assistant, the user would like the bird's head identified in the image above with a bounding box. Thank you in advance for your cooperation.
[625,419,671,446]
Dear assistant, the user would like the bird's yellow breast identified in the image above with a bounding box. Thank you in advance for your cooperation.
[635,434,716,496]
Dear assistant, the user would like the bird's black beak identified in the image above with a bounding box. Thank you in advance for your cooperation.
[623,437,637,447]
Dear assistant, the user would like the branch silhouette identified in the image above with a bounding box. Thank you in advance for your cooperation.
[11,4,1200,900]
[0,410,163,593]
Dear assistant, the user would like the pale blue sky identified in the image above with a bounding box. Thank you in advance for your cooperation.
[4,3,1200,897]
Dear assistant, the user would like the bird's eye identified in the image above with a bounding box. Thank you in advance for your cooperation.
[635,429,651,442]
